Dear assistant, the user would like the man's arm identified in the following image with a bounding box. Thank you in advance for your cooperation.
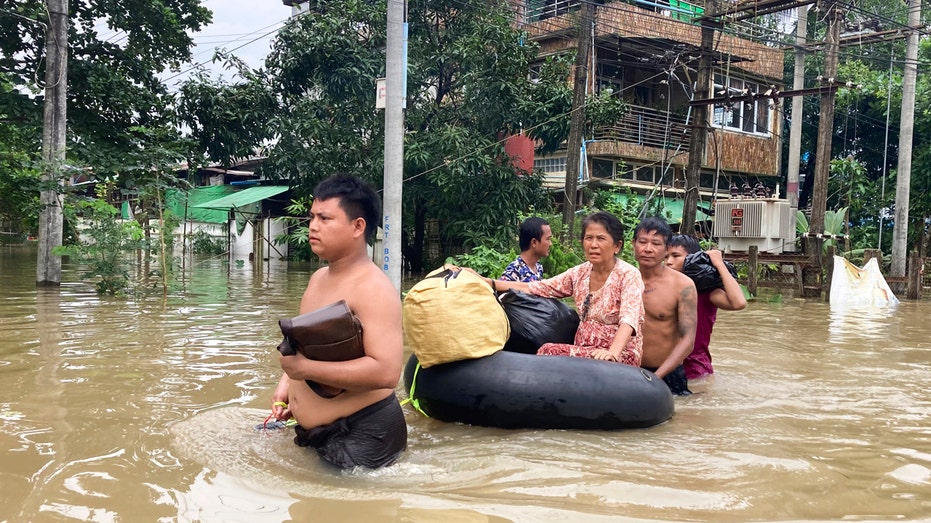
[280,277,403,391]
[707,249,748,311]
[271,372,291,420]
[653,282,697,378]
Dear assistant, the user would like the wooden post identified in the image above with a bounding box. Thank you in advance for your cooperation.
[37,0,69,286]
[824,245,835,300]
[803,0,840,299]
[561,0,595,242]
[863,248,882,267]
[748,245,759,297]
[682,0,716,235]
[906,250,921,300]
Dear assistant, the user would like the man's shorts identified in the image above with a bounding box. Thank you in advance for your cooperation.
[642,364,692,396]
[293,393,408,469]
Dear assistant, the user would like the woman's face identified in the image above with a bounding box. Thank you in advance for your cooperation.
[582,221,621,265]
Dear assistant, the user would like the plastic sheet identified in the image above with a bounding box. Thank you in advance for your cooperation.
[829,256,899,307]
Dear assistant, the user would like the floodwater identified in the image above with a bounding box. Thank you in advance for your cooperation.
[1,245,930,523]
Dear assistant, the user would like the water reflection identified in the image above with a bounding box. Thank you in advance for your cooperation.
[1,246,930,522]
[828,299,901,345]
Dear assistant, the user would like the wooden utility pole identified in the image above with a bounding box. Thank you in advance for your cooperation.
[37,0,69,286]
[681,0,716,235]
[786,4,808,212]
[802,0,840,298]
[891,0,921,277]
[561,0,595,241]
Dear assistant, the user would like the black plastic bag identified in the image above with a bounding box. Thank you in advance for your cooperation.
[682,252,738,293]
[498,290,580,354]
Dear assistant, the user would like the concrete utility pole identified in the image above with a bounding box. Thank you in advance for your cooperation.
[786,4,808,212]
[37,0,69,286]
[891,0,921,277]
[561,0,594,241]
[681,0,716,235]
[802,0,840,298]
[382,0,405,291]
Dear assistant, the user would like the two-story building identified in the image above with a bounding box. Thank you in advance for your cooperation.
[516,0,785,224]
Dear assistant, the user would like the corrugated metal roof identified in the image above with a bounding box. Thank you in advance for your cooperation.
[191,186,289,210]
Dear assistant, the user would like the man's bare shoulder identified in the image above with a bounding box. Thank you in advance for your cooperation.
[667,267,696,291]
[347,263,400,310]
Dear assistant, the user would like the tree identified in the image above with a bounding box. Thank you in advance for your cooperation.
[0,1,212,229]
[178,0,621,271]
[0,73,42,235]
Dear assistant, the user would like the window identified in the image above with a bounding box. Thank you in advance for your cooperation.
[596,56,623,96]
[712,74,771,135]
[635,165,656,183]
[592,159,615,179]
[534,156,567,174]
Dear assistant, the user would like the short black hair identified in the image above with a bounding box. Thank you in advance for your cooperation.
[633,216,672,245]
[668,234,701,254]
[518,217,549,251]
[313,174,381,242]
[581,211,625,245]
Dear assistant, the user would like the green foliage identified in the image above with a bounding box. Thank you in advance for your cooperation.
[53,199,146,295]
[274,199,312,261]
[190,229,226,256]
[796,207,848,253]
[176,0,609,271]
[0,75,42,234]
[449,245,516,279]
[1,1,211,178]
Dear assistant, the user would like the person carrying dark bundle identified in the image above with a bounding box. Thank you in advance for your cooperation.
[665,235,747,383]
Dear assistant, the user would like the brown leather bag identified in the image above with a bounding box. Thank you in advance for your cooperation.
[277,300,364,398]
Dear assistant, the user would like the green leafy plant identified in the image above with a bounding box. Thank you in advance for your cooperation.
[190,229,227,256]
[448,245,516,279]
[796,207,848,253]
[53,199,146,295]
[274,198,312,261]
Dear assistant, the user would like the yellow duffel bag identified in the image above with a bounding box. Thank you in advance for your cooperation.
[403,266,510,368]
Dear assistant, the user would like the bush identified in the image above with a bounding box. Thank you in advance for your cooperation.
[53,199,145,295]
[190,229,227,256]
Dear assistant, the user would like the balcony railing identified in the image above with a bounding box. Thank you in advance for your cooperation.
[525,0,703,24]
[594,104,691,151]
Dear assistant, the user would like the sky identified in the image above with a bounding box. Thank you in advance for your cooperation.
[163,0,295,88]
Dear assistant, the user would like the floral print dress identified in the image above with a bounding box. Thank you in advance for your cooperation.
[527,259,645,366]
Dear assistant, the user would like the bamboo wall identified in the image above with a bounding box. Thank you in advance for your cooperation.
[527,1,784,81]
[708,127,781,176]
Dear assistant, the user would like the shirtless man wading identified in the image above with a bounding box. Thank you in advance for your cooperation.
[633,217,697,396]
[271,174,407,469]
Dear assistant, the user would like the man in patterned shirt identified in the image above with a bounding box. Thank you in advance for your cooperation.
[500,217,552,282]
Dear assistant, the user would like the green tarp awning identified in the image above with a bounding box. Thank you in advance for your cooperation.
[191,185,290,210]
[166,185,237,224]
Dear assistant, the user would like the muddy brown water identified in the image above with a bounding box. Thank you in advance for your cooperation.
[1,246,930,522]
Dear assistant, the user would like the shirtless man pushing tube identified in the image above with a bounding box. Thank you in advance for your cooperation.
[633,217,697,396]
[271,174,407,469]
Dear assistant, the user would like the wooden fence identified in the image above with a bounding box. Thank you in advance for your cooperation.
[723,246,927,300]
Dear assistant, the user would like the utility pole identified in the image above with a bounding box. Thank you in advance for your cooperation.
[682,0,716,235]
[787,4,808,212]
[561,0,594,241]
[37,0,69,287]
[891,0,921,277]
[802,0,840,298]
[382,0,405,291]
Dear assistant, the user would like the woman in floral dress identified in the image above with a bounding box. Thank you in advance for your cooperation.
[482,211,644,366]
